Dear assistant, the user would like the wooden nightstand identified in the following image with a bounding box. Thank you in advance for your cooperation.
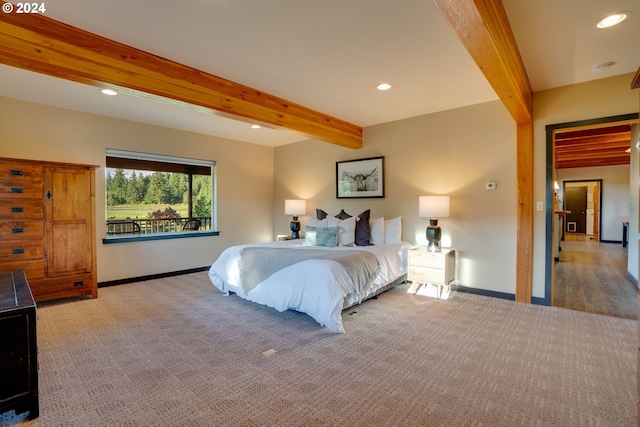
[407,247,455,299]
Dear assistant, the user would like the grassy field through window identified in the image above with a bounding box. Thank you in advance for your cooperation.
[107,203,189,220]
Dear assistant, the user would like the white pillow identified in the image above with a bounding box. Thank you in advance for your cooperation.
[307,215,339,228]
[370,217,385,245]
[384,217,402,243]
[336,216,356,246]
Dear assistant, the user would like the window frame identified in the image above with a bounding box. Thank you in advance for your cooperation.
[102,149,218,244]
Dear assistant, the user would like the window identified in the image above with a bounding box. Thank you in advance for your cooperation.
[104,149,217,242]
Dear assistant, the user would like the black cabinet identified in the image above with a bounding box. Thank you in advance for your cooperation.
[0,270,38,418]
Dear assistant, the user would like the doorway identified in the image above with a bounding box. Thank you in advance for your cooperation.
[544,113,638,309]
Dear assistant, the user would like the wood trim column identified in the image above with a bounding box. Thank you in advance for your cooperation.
[516,121,533,302]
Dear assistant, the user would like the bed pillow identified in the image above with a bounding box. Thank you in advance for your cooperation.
[384,217,402,243]
[335,209,352,220]
[303,226,338,247]
[355,209,371,246]
[316,209,328,220]
[370,217,385,245]
[307,215,339,228]
[336,216,356,246]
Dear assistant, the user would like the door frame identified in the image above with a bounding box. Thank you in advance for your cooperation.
[543,113,638,306]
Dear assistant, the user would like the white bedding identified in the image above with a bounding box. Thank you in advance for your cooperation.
[208,240,411,333]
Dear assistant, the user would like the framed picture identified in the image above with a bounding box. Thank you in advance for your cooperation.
[336,156,384,198]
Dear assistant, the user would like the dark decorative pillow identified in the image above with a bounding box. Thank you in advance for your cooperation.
[355,209,372,246]
[316,209,328,220]
[335,209,352,220]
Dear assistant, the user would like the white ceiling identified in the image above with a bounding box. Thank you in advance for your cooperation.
[1,0,638,147]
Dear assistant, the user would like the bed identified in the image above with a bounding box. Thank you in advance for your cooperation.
[208,212,410,333]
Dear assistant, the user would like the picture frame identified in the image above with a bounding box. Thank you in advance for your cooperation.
[336,156,384,198]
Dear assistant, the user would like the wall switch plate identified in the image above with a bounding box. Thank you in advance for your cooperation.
[536,201,543,211]
[485,182,497,190]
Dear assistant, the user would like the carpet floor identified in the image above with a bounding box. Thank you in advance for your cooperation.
[1,271,636,426]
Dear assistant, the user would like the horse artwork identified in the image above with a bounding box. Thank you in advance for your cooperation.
[336,156,384,198]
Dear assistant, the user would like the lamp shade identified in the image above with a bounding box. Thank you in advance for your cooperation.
[419,196,450,218]
[284,199,306,215]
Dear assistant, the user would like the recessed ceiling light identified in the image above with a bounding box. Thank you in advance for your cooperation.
[101,89,118,96]
[376,83,391,91]
[251,124,261,129]
[597,12,629,28]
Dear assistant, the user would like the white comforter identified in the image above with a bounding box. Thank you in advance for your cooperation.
[208,240,411,333]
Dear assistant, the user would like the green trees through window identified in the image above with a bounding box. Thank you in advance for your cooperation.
[105,150,215,236]
[106,169,211,217]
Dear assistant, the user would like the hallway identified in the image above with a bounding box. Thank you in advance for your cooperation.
[554,234,637,320]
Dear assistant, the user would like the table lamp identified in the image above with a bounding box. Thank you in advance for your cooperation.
[284,199,306,239]
[419,196,450,252]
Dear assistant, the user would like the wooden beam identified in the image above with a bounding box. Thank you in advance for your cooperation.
[432,0,534,302]
[432,0,533,123]
[0,5,362,149]
[434,0,534,302]
[631,66,640,90]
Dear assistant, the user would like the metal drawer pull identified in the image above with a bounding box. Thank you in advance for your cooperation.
[11,207,24,212]
[12,248,25,255]
[10,169,23,176]
[10,187,23,193]
[73,281,84,287]
[11,227,24,233]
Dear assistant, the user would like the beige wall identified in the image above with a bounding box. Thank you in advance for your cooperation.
[275,100,519,295]
[533,73,639,298]
[2,72,636,298]
[0,97,274,282]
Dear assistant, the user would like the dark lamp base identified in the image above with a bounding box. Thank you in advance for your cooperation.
[426,219,442,252]
[290,216,301,239]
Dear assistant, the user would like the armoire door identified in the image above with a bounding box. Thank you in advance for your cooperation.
[45,166,93,277]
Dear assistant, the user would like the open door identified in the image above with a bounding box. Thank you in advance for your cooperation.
[565,186,587,234]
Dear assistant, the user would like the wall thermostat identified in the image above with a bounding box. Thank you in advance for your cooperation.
[485,182,497,190]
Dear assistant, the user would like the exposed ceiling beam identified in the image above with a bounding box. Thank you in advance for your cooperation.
[554,123,632,169]
[555,132,630,146]
[0,4,362,149]
[432,0,533,123]
[632,66,640,90]
[556,156,630,169]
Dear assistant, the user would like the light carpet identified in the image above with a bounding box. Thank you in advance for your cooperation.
[1,271,636,426]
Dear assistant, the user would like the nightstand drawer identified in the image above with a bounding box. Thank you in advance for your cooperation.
[408,250,445,268]
[408,265,446,283]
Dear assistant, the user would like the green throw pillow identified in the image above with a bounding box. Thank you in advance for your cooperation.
[304,226,338,247]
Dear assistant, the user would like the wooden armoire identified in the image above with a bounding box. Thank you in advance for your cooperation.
[0,158,98,302]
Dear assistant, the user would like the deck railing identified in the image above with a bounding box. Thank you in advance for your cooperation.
[106,217,212,236]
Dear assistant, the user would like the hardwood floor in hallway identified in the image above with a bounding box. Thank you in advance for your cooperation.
[554,233,637,320]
